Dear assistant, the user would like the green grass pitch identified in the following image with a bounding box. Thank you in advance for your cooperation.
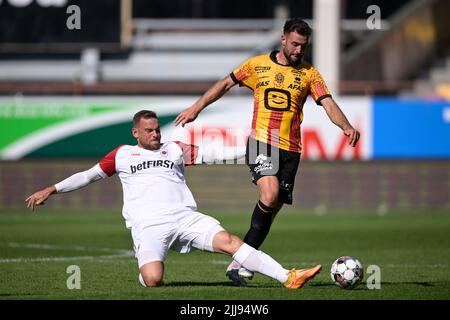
[1,210,449,300]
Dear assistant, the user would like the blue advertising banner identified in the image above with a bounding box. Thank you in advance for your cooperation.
[373,98,450,159]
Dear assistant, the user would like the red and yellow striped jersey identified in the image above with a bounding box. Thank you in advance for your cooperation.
[231,51,331,153]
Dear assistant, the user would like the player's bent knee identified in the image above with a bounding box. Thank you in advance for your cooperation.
[257,177,280,207]
[229,234,244,250]
[213,231,243,255]
[140,261,164,287]
[260,191,279,208]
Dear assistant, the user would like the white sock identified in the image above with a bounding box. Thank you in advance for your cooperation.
[138,274,147,287]
[232,243,289,283]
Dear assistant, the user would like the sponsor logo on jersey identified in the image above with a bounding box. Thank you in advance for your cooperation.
[130,160,174,174]
[256,81,270,88]
[291,69,306,76]
[287,84,305,91]
[255,66,271,73]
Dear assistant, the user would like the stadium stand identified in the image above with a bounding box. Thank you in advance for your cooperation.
[2,0,441,96]
[402,47,450,99]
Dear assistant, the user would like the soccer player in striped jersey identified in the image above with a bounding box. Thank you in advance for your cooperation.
[25,110,322,289]
[175,18,360,286]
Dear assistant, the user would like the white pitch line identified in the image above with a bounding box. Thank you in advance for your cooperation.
[0,254,133,264]
[0,242,134,264]
[4,242,131,254]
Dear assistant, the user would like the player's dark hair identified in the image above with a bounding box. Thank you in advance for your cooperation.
[283,18,312,38]
[133,110,158,127]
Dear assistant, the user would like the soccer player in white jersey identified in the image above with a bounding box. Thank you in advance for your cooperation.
[25,110,321,288]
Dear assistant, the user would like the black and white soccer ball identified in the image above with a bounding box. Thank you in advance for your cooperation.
[330,256,364,289]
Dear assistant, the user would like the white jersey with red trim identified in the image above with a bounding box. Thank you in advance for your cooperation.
[95,141,202,228]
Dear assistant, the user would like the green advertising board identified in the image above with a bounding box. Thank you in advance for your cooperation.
[0,97,185,159]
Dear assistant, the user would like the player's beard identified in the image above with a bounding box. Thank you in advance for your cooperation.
[139,137,161,150]
[282,48,302,66]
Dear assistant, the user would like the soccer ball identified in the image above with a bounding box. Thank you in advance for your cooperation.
[330,256,364,289]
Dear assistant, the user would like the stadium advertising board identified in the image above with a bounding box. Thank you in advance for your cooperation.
[372,98,450,159]
[0,96,370,160]
[2,96,447,160]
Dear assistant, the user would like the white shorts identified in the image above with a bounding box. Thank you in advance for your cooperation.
[131,208,225,268]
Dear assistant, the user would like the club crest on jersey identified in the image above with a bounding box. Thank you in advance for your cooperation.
[160,149,168,157]
[275,72,284,84]
[274,72,284,88]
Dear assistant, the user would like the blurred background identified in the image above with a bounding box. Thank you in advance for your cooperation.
[0,0,449,214]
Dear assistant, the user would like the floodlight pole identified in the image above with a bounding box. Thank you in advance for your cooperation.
[313,0,341,95]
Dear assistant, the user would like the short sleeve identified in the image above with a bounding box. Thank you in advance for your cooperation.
[231,57,256,89]
[309,68,332,105]
[98,145,124,176]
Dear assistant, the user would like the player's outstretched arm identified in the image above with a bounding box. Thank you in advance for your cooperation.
[320,97,361,147]
[174,75,236,127]
[25,165,104,211]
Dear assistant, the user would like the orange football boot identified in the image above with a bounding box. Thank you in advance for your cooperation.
[284,265,322,289]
